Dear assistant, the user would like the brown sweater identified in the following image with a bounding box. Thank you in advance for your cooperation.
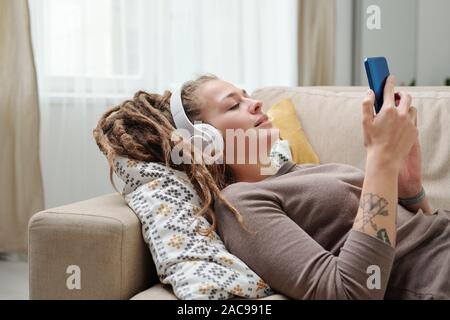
[214,161,450,299]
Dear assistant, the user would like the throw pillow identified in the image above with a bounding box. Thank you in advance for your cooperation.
[113,155,275,300]
[267,98,320,165]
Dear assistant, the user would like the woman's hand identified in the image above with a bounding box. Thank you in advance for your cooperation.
[397,116,423,198]
[361,76,418,173]
[392,97,433,213]
[393,92,423,198]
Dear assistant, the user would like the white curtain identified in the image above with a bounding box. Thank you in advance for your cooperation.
[28,0,298,208]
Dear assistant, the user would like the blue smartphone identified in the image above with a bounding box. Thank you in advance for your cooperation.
[364,57,390,114]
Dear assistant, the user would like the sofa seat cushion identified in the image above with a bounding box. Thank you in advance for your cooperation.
[131,283,178,300]
[130,283,290,300]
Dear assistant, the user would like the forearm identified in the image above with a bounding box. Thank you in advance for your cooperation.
[353,152,399,247]
[401,195,433,214]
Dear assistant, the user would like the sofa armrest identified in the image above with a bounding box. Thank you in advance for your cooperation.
[28,193,158,299]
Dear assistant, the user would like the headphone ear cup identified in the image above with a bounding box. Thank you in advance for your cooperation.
[193,123,224,157]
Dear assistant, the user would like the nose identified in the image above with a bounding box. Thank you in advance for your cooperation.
[248,99,262,114]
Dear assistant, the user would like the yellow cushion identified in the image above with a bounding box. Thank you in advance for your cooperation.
[267,98,320,165]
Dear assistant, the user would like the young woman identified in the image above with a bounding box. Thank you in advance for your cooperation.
[94,74,450,300]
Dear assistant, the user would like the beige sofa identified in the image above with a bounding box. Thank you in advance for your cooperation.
[28,86,450,300]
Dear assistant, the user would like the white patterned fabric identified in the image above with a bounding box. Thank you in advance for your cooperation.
[269,139,292,168]
[114,140,291,299]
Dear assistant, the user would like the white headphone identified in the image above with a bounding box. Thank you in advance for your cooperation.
[169,86,224,157]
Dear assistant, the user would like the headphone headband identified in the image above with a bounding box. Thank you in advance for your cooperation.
[169,84,224,162]
[169,87,195,134]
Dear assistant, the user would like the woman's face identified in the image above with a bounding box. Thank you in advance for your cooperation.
[195,79,279,166]
[196,79,274,133]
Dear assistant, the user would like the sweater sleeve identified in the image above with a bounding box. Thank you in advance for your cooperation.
[214,187,396,300]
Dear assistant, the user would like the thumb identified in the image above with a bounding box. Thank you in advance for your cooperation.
[362,89,375,125]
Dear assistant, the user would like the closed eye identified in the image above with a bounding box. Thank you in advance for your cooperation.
[229,103,239,110]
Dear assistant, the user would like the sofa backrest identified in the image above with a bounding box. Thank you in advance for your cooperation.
[253,86,450,211]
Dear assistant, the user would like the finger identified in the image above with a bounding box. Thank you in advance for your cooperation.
[397,91,412,115]
[409,106,417,126]
[362,89,375,125]
[383,75,396,108]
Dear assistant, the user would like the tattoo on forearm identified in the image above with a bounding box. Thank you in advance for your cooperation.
[376,228,391,245]
[357,193,389,232]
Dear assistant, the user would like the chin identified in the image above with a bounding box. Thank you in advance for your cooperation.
[257,126,278,135]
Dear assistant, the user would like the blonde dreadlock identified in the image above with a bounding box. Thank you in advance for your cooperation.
[93,74,249,236]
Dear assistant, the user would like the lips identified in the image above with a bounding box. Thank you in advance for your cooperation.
[255,115,269,127]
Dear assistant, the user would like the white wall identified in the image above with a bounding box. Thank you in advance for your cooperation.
[336,0,450,86]
[355,0,418,86]
[335,0,353,85]
[416,0,450,85]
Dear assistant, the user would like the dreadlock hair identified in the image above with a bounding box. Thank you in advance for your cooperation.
[93,74,250,236]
